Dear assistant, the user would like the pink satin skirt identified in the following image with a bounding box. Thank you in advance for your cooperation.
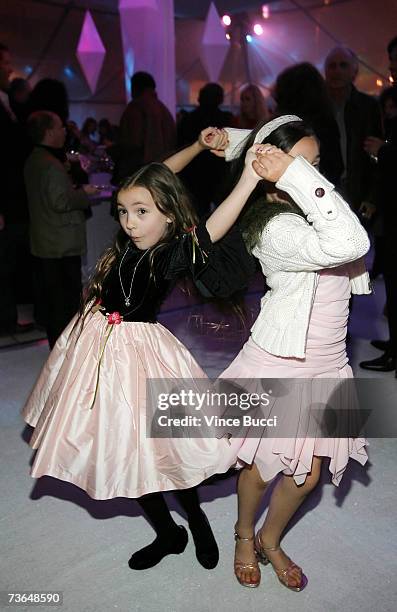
[22,311,230,500]
[220,265,368,486]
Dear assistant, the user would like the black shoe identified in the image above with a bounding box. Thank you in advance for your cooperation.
[128,525,188,570]
[370,339,391,352]
[188,510,219,570]
[359,353,396,372]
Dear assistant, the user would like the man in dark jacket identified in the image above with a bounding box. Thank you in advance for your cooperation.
[360,37,397,374]
[24,111,97,348]
[113,71,176,184]
[325,46,382,212]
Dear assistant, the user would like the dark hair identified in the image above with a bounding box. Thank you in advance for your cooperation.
[98,118,111,129]
[130,71,156,97]
[273,62,343,183]
[118,162,197,234]
[198,83,224,107]
[228,119,315,251]
[379,86,397,109]
[274,62,334,124]
[9,77,29,95]
[28,78,69,124]
[81,117,97,134]
[27,110,56,144]
[79,162,198,325]
[387,36,397,57]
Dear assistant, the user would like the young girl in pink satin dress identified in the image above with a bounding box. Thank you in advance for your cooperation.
[220,116,371,591]
[21,128,260,572]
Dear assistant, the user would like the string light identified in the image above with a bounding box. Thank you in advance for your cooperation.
[376,79,383,87]
[389,75,395,83]
[246,34,253,43]
[262,4,270,19]
[225,33,231,40]
[253,23,264,36]
[222,15,231,26]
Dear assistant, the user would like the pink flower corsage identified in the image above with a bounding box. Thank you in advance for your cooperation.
[107,311,123,325]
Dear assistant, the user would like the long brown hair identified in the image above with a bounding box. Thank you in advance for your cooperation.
[77,162,198,330]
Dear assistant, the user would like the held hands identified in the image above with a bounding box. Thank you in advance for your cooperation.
[242,144,266,183]
[243,144,294,184]
[198,127,229,156]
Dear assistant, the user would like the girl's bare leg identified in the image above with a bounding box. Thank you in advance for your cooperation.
[257,456,323,586]
[234,463,268,585]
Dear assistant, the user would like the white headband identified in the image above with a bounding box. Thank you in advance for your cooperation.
[254,114,302,144]
[225,114,303,161]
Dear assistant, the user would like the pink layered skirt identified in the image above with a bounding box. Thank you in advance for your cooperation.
[22,312,230,500]
[220,265,368,486]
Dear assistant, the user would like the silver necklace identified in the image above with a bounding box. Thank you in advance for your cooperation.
[118,245,150,307]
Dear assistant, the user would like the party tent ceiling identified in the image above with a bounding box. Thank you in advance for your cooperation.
[1,0,395,119]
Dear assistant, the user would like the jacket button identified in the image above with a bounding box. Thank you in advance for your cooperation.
[315,187,325,197]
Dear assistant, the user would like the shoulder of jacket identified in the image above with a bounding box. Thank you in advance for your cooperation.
[31,147,58,161]
[26,147,53,169]
[122,100,142,116]
[264,212,309,232]
[352,87,378,107]
[256,213,309,250]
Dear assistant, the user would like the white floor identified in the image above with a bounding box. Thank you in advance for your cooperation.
[0,274,396,612]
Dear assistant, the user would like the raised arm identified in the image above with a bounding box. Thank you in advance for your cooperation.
[252,148,370,271]
[205,145,262,242]
[164,127,228,173]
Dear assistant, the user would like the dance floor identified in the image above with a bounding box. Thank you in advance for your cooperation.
[0,272,396,612]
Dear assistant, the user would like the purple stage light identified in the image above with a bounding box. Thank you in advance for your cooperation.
[76,10,106,94]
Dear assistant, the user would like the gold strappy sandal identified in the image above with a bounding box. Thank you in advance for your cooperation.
[234,528,261,588]
[254,531,308,592]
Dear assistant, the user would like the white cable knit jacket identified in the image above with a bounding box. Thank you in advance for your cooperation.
[242,155,371,358]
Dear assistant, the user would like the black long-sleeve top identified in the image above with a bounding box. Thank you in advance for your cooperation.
[100,222,255,322]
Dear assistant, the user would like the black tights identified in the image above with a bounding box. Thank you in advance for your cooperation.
[137,488,202,538]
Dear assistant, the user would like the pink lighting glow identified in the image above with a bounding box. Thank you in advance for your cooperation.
[253,23,264,36]
[222,15,231,26]
[76,10,106,94]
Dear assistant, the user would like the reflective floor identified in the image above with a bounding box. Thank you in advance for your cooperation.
[0,273,396,612]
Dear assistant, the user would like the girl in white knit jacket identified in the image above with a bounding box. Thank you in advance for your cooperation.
[219,116,371,591]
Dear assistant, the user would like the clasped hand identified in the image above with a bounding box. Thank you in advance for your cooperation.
[243,143,294,183]
[198,127,229,154]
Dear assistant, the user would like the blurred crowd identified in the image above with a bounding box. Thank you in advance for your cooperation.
[0,36,396,365]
